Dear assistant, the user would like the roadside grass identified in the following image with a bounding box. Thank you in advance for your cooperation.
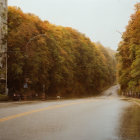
[0,94,9,101]
[131,98,140,106]
[121,96,140,106]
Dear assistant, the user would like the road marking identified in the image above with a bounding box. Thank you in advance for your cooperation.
[0,100,94,123]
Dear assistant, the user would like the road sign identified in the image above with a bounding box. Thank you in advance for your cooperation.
[24,83,28,89]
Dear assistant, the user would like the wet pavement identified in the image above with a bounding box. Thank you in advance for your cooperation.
[0,85,140,140]
[118,104,140,140]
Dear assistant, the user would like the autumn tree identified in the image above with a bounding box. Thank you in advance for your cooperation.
[117,3,140,94]
[8,6,116,98]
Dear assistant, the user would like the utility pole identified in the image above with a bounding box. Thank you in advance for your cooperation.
[0,0,8,94]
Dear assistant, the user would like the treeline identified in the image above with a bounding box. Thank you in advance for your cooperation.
[7,7,116,98]
[117,3,140,95]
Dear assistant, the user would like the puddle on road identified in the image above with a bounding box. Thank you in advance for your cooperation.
[118,104,140,140]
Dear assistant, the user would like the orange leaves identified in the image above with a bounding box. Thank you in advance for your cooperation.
[117,2,140,92]
[7,6,116,97]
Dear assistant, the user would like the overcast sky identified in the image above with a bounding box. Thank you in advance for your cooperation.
[9,0,139,50]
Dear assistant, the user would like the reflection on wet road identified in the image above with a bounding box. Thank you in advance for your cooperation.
[0,85,140,140]
[119,104,140,140]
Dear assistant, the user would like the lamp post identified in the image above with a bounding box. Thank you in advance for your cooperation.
[25,33,47,50]
[23,33,47,98]
[3,33,46,96]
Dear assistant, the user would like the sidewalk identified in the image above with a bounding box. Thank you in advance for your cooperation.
[0,100,44,108]
[121,96,140,107]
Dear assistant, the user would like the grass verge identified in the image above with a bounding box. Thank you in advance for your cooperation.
[0,94,9,101]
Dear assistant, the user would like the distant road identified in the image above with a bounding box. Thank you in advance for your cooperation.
[0,85,140,140]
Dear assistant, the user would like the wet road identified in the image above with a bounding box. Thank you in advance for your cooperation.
[0,85,140,140]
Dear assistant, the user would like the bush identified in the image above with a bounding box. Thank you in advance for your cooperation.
[0,94,9,101]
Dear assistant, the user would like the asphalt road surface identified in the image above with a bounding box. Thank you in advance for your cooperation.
[0,85,140,140]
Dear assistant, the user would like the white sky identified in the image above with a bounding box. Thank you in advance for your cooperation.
[8,0,139,50]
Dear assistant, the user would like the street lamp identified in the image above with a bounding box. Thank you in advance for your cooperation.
[23,33,47,96]
[2,33,47,95]
[25,33,47,50]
